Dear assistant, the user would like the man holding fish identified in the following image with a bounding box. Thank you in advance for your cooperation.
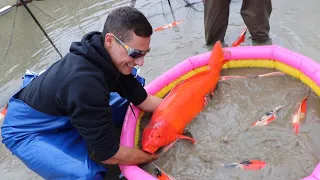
[1,6,165,180]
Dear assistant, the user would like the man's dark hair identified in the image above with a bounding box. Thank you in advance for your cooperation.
[102,6,153,42]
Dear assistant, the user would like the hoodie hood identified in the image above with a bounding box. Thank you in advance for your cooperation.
[69,31,120,90]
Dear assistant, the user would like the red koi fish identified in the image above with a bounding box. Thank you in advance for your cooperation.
[292,95,308,135]
[141,41,228,154]
[252,106,284,126]
[154,20,184,32]
[221,160,266,171]
[231,27,247,47]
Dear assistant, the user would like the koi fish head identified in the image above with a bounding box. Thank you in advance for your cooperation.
[141,122,176,154]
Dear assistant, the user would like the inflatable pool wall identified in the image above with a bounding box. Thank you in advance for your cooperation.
[119,45,320,180]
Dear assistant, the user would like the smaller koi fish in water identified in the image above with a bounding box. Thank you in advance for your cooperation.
[292,95,309,135]
[152,163,177,180]
[250,72,286,78]
[0,104,8,120]
[252,106,284,126]
[219,75,251,81]
[154,20,184,32]
[219,72,286,82]
[221,160,266,171]
[231,27,247,47]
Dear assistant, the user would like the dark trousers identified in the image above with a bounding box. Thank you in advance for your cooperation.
[204,0,272,45]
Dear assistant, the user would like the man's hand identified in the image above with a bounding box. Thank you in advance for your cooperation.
[137,94,163,112]
[101,146,160,165]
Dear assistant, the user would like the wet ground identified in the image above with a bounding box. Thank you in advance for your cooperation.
[1,0,320,179]
[139,68,320,180]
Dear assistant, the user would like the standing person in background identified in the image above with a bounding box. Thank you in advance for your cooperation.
[203,0,272,46]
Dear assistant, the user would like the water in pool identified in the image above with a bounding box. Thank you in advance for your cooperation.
[138,68,320,180]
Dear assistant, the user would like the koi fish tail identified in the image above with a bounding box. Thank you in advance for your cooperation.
[208,41,228,73]
[293,122,300,135]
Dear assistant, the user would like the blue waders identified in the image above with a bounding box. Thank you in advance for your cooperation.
[1,68,145,180]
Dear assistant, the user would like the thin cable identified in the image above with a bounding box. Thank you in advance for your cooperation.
[29,2,55,20]
[3,6,18,61]
[19,0,62,58]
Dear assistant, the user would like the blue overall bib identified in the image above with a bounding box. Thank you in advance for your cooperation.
[1,68,145,180]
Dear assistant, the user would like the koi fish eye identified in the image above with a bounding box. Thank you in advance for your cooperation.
[266,111,272,116]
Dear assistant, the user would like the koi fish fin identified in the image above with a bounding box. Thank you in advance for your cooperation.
[293,121,300,135]
[182,130,194,138]
[155,139,179,156]
[177,133,196,144]
[204,92,214,107]
[208,41,228,73]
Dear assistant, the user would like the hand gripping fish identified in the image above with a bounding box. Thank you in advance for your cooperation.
[141,41,228,154]
[292,95,309,135]
[252,106,284,126]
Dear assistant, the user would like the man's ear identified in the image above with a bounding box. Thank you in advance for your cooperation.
[104,33,113,48]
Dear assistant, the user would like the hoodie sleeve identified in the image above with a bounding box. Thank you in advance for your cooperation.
[56,76,119,161]
[117,74,148,106]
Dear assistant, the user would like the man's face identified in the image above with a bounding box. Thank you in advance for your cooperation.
[105,32,151,75]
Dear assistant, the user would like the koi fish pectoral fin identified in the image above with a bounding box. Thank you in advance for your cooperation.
[204,93,214,107]
[182,130,193,138]
[177,132,196,144]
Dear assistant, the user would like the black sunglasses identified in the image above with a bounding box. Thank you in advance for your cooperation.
[112,34,150,58]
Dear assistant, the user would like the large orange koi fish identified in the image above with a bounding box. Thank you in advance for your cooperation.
[141,41,228,154]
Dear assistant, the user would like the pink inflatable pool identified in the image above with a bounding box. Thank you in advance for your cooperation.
[119,45,320,180]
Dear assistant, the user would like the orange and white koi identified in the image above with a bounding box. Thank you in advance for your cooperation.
[251,72,286,78]
[0,104,8,120]
[219,72,286,82]
[292,95,309,135]
[231,27,247,47]
[252,106,284,126]
[154,20,184,32]
[219,75,250,81]
[221,160,266,171]
[152,163,177,180]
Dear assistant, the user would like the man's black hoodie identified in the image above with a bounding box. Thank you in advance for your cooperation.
[16,31,148,161]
